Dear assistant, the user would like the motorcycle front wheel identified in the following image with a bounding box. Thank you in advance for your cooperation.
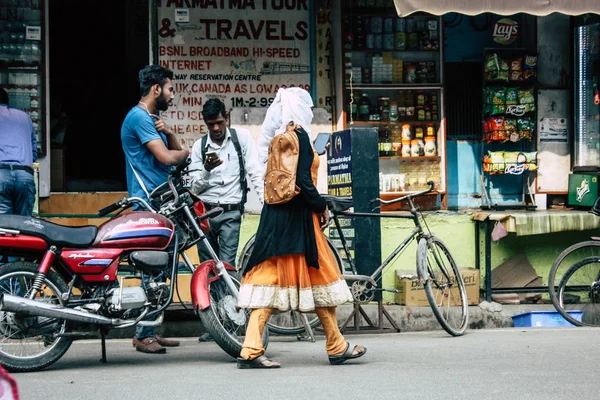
[0,262,73,372]
[197,271,268,358]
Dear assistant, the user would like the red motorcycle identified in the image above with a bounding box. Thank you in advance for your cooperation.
[0,158,268,372]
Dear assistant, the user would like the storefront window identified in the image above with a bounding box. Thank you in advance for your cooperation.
[574,22,600,171]
[0,0,45,157]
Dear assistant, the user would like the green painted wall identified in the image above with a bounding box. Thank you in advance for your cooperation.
[238,212,598,303]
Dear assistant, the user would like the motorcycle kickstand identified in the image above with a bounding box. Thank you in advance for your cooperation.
[99,328,108,363]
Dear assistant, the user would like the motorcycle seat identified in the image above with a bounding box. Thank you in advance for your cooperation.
[0,214,98,248]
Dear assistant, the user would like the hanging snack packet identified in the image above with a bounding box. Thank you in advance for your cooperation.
[489,151,505,173]
[484,52,500,81]
[504,118,519,142]
[517,118,535,140]
[505,87,518,105]
[523,55,538,81]
[517,151,538,171]
[508,56,523,81]
[497,56,510,82]
[490,117,505,142]
[518,89,535,112]
[491,87,506,115]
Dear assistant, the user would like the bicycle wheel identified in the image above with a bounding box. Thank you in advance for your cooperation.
[417,236,468,336]
[237,234,345,335]
[552,256,600,327]
[548,240,600,316]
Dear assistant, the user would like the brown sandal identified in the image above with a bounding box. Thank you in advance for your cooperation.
[328,342,367,365]
[237,355,281,369]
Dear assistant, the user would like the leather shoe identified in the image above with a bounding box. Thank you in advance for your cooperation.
[133,337,166,354]
[154,334,180,347]
[133,334,180,348]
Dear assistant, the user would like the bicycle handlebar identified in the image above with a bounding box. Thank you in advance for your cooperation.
[370,181,435,206]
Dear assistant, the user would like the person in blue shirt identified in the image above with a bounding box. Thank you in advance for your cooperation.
[121,65,190,354]
[0,88,37,220]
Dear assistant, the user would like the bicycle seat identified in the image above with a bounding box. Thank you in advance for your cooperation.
[322,195,353,213]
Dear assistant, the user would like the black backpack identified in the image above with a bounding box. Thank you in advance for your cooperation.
[200,128,249,214]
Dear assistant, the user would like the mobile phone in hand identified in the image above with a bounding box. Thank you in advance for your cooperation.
[205,151,219,163]
[313,132,331,156]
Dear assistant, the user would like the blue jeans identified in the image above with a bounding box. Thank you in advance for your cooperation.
[196,210,242,267]
[0,169,36,263]
[0,169,35,216]
[135,263,186,339]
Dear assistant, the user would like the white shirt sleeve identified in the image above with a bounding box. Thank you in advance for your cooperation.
[189,137,210,194]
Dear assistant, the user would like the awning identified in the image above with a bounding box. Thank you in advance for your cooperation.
[393,0,600,17]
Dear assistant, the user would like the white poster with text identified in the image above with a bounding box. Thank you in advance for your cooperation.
[158,0,311,148]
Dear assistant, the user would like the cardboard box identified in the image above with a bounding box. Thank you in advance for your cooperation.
[491,253,540,304]
[395,268,480,306]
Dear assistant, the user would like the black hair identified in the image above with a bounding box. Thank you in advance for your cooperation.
[201,98,227,120]
[138,65,174,97]
[0,88,8,106]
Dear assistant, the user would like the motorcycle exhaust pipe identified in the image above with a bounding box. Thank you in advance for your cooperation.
[0,294,117,326]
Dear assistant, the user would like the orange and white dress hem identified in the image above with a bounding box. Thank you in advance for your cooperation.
[238,278,353,311]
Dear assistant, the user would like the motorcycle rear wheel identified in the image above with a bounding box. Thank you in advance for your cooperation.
[0,262,73,372]
[197,271,268,358]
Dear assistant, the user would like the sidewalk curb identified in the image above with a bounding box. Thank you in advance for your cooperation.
[106,302,559,339]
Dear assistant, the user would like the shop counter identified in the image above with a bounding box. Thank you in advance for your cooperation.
[472,210,600,301]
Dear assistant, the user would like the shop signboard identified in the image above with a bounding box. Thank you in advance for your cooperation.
[327,128,381,286]
[327,129,354,260]
[492,18,519,45]
[157,1,311,148]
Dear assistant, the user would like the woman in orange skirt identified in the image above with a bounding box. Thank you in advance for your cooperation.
[236,88,366,369]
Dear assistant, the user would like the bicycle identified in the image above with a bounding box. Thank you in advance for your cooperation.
[238,181,469,337]
[548,197,600,327]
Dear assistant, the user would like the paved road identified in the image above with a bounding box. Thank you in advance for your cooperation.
[11,327,600,400]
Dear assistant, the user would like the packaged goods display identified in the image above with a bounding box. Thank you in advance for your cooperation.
[483,151,538,175]
[379,159,441,192]
[345,52,437,85]
[481,50,537,144]
[344,12,439,52]
[347,90,438,123]
[343,3,445,197]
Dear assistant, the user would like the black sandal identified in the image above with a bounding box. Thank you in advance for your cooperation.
[328,342,367,365]
[236,355,281,369]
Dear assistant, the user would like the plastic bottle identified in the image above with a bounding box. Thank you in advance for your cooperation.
[424,136,437,156]
[411,139,421,157]
[401,123,412,140]
[401,139,412,157]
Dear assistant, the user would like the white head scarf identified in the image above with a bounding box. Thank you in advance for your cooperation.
[257,87,314,164]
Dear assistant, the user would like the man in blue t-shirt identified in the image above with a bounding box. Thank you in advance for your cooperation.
[121,65,189,354]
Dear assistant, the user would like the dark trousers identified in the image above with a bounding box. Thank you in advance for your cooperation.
[196,210,242,267]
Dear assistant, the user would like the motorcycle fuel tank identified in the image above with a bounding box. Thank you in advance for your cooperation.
[94,211,174,250]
